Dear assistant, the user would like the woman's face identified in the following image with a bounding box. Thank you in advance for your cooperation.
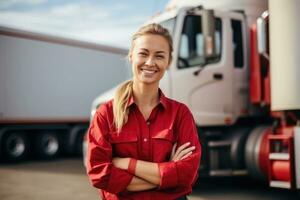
[130,34,170,86]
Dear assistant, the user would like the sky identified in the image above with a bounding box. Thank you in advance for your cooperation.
[0,0,169,48]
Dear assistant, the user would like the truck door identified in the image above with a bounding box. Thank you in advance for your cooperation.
[170,10,233,126]
[230,13,248,119]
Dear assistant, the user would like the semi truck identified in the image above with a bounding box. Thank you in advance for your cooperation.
[0,25,130,161]
[83,0,300,193]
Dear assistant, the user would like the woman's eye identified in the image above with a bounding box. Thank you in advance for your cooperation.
[138,52,147,56]
[156,55,165,59]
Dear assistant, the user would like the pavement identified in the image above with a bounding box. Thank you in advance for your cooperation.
[0,158,98,200]
[0,158,299,200]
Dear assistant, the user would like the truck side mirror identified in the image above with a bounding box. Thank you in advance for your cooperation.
[257,11,269,56]
[202,9,217,62]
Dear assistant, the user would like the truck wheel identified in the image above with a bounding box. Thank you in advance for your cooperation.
[82,133,88,168]
[2,132,29,162]
[74,130,86,156]
[245,126,269,180]
[35,132,60,159]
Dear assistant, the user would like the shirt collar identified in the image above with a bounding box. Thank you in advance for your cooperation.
[127,95,135,108]
[159,89,168,109]
[126,88,167,110]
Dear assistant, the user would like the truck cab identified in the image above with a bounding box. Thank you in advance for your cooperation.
[155,7,249,127]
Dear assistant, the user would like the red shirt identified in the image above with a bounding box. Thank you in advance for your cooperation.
[87,90,201,200]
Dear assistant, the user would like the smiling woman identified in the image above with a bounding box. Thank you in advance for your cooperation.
[86,23,201,200]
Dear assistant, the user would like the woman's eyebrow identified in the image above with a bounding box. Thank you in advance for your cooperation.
[156,51,166,54]
[139,48,149,52]
[138,49,166,54]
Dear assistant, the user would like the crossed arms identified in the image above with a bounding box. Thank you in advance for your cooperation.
[87,109,201,194]
[112,142,196,191]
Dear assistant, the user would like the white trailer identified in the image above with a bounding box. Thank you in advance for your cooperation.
[0,25,130,161]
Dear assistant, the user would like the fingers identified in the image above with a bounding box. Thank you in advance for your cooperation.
[171,143,177,158]
[180,151,193,160]
[173,142,191,159]
[176,146,195,160]
[172,142,195,161]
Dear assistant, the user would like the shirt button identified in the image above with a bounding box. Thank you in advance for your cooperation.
[147,121,150,125]
[143,138,148,142]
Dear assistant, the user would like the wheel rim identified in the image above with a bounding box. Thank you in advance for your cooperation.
[43,136,59,155]
[7,135,25,157]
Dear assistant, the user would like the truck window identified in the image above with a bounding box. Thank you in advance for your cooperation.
[178,15,222,69]
[159,18,176,36]
[231,19,244,68]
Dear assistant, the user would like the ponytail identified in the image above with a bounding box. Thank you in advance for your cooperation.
[113,80,133,132]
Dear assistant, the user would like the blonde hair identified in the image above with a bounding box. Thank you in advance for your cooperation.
[113,23,173,132]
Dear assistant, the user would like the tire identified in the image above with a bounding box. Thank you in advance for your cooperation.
[230,127,252,169]
[82,133,88,168]
[245,126,269,180]
[74,131,85,156]
[34,132,61,159]
[2,132,29,162]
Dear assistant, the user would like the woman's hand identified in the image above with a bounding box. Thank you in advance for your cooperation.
[170,142,195,161]
[112,157,130,170]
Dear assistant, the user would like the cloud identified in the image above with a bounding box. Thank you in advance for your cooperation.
[0,2,150,48]
[48,3,110,19]
[0,0,47,9]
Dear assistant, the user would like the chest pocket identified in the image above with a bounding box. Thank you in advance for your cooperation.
[151,129,174,162]
[109,131,138,158]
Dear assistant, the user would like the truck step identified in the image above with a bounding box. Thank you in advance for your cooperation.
[269,153,290,160]
[209,169,248,176]
[270,180,291,189]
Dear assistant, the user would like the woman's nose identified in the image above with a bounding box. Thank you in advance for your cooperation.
[145,56,155,66]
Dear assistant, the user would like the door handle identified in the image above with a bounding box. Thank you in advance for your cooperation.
[213,73,223,80]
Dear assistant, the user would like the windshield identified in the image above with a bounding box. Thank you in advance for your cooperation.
[159,18,176,36]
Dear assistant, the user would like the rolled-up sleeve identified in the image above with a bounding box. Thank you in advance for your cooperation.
[86,105,133,194]
[158,104,201,189]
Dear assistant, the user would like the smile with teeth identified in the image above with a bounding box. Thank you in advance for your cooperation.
[141,68,158,75]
